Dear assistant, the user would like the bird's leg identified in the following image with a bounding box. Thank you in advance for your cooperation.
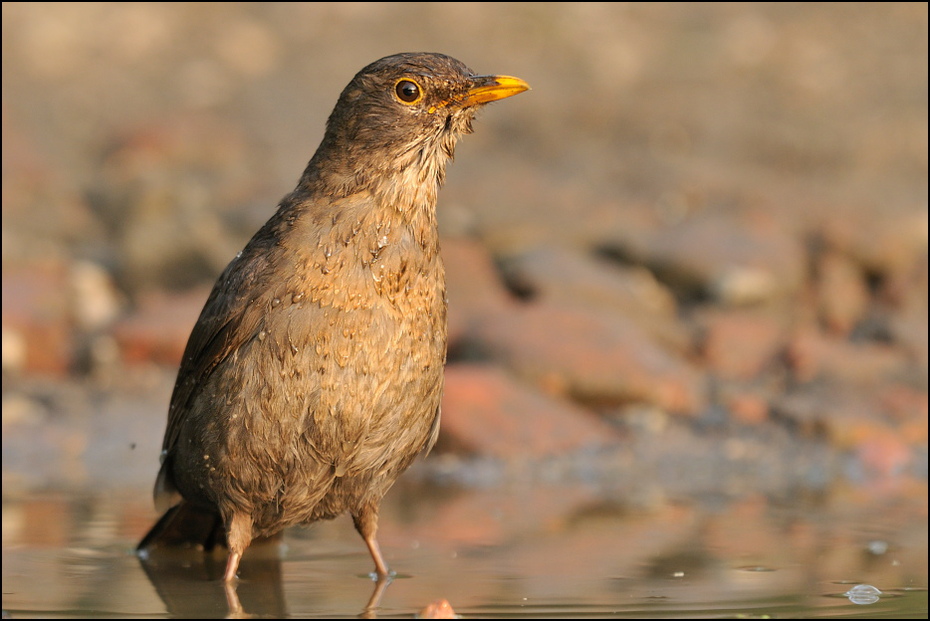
[353,503,390,578]
[223,552,242,583]
[223,513,254,582]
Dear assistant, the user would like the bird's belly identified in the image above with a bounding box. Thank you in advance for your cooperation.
[176,297,445,528]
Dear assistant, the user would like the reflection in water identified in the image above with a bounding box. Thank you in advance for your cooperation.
[138,542,394,618]
[1,484,927,618]
[139,546,287,617]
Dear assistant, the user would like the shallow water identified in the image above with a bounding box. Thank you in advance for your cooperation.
[2,481,926,618]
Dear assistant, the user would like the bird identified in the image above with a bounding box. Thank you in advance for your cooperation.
[136,52,529,583]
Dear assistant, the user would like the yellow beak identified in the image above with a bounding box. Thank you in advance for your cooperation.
[430,75,530,113]
[461,75,531,106]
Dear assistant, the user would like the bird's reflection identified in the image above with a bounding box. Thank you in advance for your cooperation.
[138,543,286,618]
[138,542,392,618]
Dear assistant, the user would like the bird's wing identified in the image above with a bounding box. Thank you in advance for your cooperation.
[152,237,279,511]
[161,245,275,455]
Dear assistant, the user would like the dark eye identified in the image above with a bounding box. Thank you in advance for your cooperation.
[395,79,422,104]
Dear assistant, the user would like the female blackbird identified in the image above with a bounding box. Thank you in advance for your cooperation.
[137,53,529,582]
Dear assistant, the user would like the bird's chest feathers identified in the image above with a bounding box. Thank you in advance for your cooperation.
[291,205,444,315]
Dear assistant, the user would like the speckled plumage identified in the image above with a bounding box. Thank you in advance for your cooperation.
[137,53,528,581]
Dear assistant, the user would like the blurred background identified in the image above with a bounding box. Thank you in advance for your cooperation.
[2,3,927,618]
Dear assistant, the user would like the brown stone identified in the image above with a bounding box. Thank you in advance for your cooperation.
[723,390,770,425]
[815,250,871,336]
[626,211,807,305]
[852,427,913,477]
[818,207,928,282]
[771,381,922,476]
[437,363,622,459]
[467,302,707,414]
[441,236,517,346]
[111,287,211,367]
[1,263,74,376]
[784,327,911,385]
[499,245,690,352]
[696,309,788,380]
[418,599,457,619]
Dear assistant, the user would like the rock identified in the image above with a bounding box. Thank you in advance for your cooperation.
[614,211,807,305]
[814,250,871,336]
[770,381,923,478]
[695,308,788,380]
[1,262,74,376]
[417,599,457,619]
[885,255,928,373]
[720,387,771,425]
[69,260,124,333]
[441,237,517,348]
[852,427,914,478]
[499,245,690,352]
[818,206,928,283]
[466,302,707,414]
[437,363,622,459]
[111,287,210,367]
[784,327,911,386]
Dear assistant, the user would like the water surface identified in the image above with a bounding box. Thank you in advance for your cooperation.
[2,481,926,618]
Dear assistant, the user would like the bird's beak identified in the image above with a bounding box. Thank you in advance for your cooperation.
[431,75,530,112]
[462,75,531,106]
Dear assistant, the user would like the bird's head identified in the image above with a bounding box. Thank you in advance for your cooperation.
[303,52,529,204]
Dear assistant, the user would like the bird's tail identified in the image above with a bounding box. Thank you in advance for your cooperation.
[137,502,226,554]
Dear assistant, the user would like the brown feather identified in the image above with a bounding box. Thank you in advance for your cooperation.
[138,52,528,581]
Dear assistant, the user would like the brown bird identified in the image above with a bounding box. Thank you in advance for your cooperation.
[137,52,529,582]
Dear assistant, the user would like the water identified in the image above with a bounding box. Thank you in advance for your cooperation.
[2,482,926,618]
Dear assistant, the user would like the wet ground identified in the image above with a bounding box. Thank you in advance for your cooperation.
[4,483,929,618]
[2,481,927,618]
[2,3,928,618]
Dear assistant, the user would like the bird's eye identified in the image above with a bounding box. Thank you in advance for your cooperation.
[394,79,423,104]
